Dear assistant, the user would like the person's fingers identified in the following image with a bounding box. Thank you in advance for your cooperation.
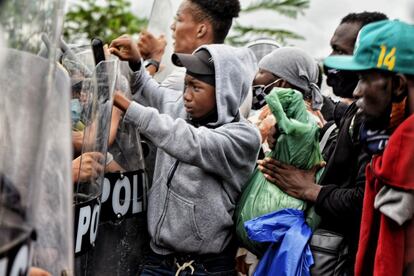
[81,152,104,165]
[103,44,110,57]
[146,32,155,39]
[29,267,52,276]
[263,173,277,184]
[263,157,285,169]
[109,38,122,48]
[267,158,295,171]
[311,161,326,173]
[259,160,278,172]
[89,161,104,179]
[109,35,131,48]
[258,164,278,179]
[95,162,104,174]
[91,167,99,179]
[108,47,122,57]
[88,152,105,161]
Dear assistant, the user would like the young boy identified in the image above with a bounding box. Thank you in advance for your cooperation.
[110,37,261,275]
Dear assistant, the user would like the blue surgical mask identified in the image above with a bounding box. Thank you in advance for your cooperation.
[252,78,282,110]
[71,99,82,125]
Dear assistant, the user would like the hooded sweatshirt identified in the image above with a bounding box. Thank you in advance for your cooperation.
[355,114,414,276]
[123,44,261,255]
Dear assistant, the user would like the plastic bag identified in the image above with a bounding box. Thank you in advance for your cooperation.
[235,88,323,256]
[244,209,314,276]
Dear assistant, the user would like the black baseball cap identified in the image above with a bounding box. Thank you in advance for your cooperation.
[172,49,215,76]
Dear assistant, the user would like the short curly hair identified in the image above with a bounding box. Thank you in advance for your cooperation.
[189,0,241,43]
[340,12,388,27]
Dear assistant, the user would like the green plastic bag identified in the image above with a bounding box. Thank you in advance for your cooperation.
[235,88,323,256]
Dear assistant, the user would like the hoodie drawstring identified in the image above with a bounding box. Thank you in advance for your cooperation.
[175,260,195,276]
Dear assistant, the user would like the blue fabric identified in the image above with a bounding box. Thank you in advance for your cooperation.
[244,209,314,276]
[359,122,390,155]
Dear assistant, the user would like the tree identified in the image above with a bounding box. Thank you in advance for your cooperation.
[64,0,148,44]
[227,0,310,46]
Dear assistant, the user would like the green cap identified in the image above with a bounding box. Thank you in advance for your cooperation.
[324,20,414,75]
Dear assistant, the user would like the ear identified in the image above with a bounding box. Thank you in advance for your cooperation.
[392,73,408,102]
[196,23,208,39]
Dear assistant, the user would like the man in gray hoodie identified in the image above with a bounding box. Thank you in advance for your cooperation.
[109,36,261,275]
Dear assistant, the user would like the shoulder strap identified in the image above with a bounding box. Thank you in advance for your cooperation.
[320,123,337,151]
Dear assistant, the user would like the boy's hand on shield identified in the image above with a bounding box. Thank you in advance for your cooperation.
[109,35,141,63]
[138,30,166,61]
[72,152,105,183]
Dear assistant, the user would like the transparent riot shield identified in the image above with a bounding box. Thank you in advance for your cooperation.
[90,71,149,276]
[72,58,118,275]
[0,0,73,275]
[62,43,149,274]
[147,0,175,83]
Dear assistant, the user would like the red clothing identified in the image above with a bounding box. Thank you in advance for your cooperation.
[355,114,414,276]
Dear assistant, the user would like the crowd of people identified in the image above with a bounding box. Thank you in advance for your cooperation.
[1,0,414,275]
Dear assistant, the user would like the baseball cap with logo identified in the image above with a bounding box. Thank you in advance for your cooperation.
[324,20,414,75]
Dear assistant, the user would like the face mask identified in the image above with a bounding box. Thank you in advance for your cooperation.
[252,78,282,110]
[324,66,359,99]
[71,99,82,125]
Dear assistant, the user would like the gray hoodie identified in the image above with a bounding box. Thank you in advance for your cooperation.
[123,44,261,255]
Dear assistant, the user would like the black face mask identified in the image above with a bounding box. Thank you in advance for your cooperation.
[324,65,359,99]
[251,78,282,110]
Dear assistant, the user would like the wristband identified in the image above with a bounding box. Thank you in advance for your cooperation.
[144,59,160,72]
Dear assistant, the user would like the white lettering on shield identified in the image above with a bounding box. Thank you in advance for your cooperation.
[0,244,30,276]
[102,173,143,218]
[75,202,100,253]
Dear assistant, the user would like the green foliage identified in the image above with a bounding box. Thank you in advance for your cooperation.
[64,0,148,44]
[228,0,310,46]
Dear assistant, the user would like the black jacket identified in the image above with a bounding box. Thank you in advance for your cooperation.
[315,102,371,269]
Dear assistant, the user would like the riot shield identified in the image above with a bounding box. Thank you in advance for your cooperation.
[147,0,176,83]
[91,72,149,276]
[71,56,118,275]
[62,43,149,274]
[0,0,73,275]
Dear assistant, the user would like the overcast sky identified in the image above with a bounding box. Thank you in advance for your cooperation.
[127,0,413,59]
[67,0,414,59]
